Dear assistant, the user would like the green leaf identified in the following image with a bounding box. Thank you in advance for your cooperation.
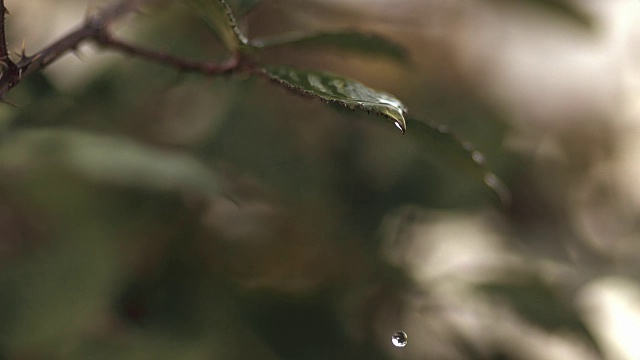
[227,0,261,15]
[406,117,511,204]
[0,228,121,353]
[262,65,407,133]
[0,129,221,197]
[187,0,249,52]
[477,276,601,354]
[252,31,408,63]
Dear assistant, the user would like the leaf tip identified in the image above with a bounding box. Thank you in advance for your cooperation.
[394,119,406,134]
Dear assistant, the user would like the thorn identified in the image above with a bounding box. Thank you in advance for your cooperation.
[20,40,27,59]
[71,47,84,60]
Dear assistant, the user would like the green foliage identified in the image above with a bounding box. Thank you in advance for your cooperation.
[252,31,408,63]
[0,0,613,359]
[477,275,601,353]
[187,0,249,52]
[263,65,407,133]
[186,0,492,187]
[405,117,509,204]
[0,129,221,197]
[0,228,120,354]
[226,0,261,15]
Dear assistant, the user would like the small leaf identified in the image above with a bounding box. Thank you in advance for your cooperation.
[187,0,249,52]
[252,31,408,63]
[0,129,221,197]
[406,117,510,204]
[262,65,407,133]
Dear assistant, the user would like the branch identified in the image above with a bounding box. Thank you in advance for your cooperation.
[98,36,240,75]
[0,0,242,100]
[0,0,18,101]
[0,0,9,59]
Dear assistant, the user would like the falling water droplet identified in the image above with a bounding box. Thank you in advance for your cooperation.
[391,331,408,347]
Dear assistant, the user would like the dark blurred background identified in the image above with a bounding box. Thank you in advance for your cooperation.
[0,0,639,359]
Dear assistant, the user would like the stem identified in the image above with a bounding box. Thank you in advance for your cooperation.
[0,0,9,60]
[98,36,240,75]
[0,0,242,99]
[0,0,18,99]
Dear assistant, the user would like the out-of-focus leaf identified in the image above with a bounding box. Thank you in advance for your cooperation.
[252,31,408,63]
[406,117,510,204]
[0,229,120,353]
[0,129,221,197]
[72,333,213,360]
[478,276,601,354]
[490,0,592,28]
[187,0,249,52]
[262,65,407,133]
[227,0,260,15]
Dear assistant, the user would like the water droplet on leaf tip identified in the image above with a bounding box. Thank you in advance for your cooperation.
[392,331,407,347]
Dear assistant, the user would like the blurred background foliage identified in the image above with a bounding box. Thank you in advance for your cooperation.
[1,0,639,359]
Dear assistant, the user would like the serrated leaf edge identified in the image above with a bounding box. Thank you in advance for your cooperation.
[262,67,407,133]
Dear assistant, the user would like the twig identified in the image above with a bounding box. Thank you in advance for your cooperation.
[0,0,18,102]
[0,0,242,99]
[98,36,240,74]
[0,0,10,59]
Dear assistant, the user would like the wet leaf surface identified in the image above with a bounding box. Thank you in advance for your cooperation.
[263,65,407,133]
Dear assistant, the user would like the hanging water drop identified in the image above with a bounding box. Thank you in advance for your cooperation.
[391,331,407,347]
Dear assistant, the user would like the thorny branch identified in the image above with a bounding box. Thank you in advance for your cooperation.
[0,0,9,59]
[0,0,242,100]
[0,0,18,99]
